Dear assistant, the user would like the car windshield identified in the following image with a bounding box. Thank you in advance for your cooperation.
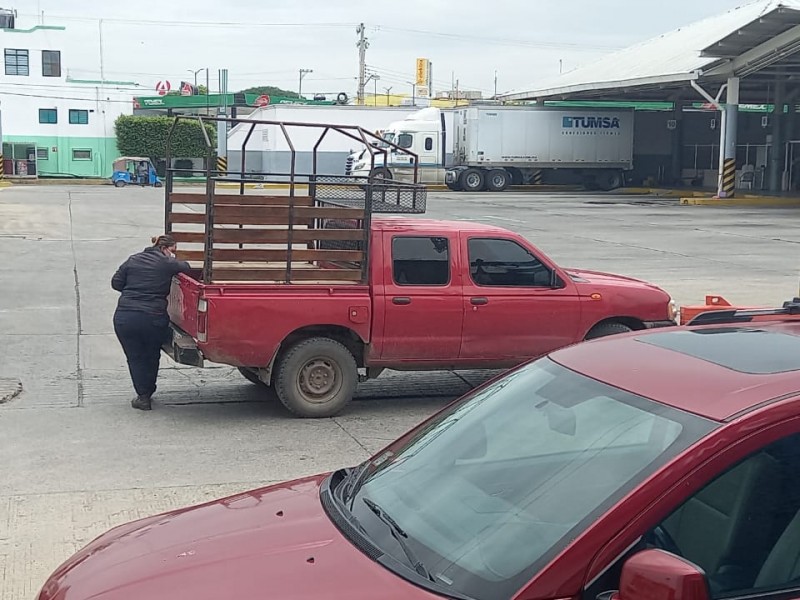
[346,358,713,600]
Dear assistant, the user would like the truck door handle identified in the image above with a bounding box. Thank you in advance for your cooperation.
[392,297,412,306]
[471,297,489,306]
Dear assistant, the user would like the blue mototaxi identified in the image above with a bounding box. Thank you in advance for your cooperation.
[111,157,162,188]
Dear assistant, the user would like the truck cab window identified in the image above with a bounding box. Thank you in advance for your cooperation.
[468,238,552,287]
[397,133,413,149]
[392,236,450,286]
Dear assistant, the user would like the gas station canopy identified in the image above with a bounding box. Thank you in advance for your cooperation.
[501,0,800,103]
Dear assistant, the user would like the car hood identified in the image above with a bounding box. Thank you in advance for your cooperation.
[38,475,441,600]
[564,268,664,292]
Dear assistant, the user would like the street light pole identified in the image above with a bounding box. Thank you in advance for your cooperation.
[384,86,392,106]
[299,68,313,99]
[188,68,203,88]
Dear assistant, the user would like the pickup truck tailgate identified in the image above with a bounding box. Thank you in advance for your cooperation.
[167,273,202,338]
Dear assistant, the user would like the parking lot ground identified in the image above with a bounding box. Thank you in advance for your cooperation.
[2,185,799,598]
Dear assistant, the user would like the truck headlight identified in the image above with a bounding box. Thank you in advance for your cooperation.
[668,298,678,322]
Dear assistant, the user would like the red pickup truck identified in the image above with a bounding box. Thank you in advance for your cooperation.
[166,213,676,418]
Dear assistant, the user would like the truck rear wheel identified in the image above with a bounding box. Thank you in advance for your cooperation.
[460,168,485,192]
[369,167,392,181]
[275,337,358,418]
[486,169,510,192]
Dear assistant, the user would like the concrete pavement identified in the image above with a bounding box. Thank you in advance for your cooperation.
[2,184,799,598]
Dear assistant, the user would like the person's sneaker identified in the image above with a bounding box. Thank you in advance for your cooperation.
[131,395,152,411]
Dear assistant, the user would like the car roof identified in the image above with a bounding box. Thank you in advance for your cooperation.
[371,216,511,235]
[551,321,800,422]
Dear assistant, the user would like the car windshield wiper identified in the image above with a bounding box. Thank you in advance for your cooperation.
[362,497,435,582]
[344,461,372,509]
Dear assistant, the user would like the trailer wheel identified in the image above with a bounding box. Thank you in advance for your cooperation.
[275,337,358,418]
[585,321,634,340]
[598,171,623,191]
[486,169,510,192]
[460,168,485,192]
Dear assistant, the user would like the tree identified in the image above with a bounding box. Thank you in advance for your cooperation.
[115,115,216,159]
[240,85,299,99]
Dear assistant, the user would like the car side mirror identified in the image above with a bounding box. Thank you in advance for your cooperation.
[613,549,710,600]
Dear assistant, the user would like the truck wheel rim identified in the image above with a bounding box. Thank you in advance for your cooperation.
[466,173,480,188]
[298,358,341,403]
[492,174,505,187]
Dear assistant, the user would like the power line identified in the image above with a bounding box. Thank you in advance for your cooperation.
[374,25,623,51]
[17,12,355,29]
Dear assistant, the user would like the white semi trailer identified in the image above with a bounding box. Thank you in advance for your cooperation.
[349,105,635,191]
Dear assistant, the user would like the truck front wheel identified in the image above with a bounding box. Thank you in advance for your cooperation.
[275,337,358,418]
[460,168,485,192]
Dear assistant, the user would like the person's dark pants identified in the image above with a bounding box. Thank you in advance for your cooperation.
[113,310,169,397]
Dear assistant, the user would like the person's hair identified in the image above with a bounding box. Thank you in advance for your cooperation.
[151,234,176,249]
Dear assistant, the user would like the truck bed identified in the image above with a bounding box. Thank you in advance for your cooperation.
[168,272,371,367]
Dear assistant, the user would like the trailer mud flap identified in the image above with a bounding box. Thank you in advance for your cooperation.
[162,324,204,367]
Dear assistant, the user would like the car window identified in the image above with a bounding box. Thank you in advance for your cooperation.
[468,237,553,287]
[586,433,800,600]
[392,236,450,286]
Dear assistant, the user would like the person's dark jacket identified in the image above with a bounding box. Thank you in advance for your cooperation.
[112,247,191,315]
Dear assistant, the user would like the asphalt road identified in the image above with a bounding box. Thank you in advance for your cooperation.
[1,184,799,598]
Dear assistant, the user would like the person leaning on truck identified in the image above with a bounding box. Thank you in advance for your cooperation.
[111,235,191,411]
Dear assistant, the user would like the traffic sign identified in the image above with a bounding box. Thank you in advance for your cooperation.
[156,81,171,96]
[254,94,271,107]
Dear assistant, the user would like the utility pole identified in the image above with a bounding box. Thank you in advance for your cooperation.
[298,68,313,99]
[217,68,229,176]
[373,75,380,106]
[384,86,392,106]
[356,23,369,106]
[494,71,498,98]
[98,19,105,82]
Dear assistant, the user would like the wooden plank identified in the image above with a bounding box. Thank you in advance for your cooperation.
[168,193,313,207]
[171,232,207,244]
[213,195,314,206]
[212,228,365,244]
[169,212,207,224]
[177,248,364,262]
[214,205,364,220]
[211,268,364,282]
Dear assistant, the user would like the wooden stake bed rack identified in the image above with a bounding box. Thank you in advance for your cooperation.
[163,115,428,285]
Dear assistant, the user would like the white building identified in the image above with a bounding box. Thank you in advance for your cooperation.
[0,9,139,178]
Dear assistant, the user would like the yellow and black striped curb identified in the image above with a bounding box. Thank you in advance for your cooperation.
[0,153,4,179]
[216,156,228,174]
[720,158,736,197]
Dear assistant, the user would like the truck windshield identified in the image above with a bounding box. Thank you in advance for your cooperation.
[346,358,713,600]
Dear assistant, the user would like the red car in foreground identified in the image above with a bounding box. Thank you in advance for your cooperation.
[39,304,800,600]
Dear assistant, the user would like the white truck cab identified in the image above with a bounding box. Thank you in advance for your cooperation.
[347,108,447,184]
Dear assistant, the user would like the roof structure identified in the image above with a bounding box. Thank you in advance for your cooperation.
[502,0,800,104]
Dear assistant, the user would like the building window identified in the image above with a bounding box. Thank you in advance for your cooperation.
[72,149,92,161]
[42,50,61,77]
[38,108,57,124]
[4,48,29,76]
[36,148,49,160]
[69,109,89,125]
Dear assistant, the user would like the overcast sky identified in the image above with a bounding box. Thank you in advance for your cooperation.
[14,0,757,97]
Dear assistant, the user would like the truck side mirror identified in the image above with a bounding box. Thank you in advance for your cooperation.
[614,550,710,600]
